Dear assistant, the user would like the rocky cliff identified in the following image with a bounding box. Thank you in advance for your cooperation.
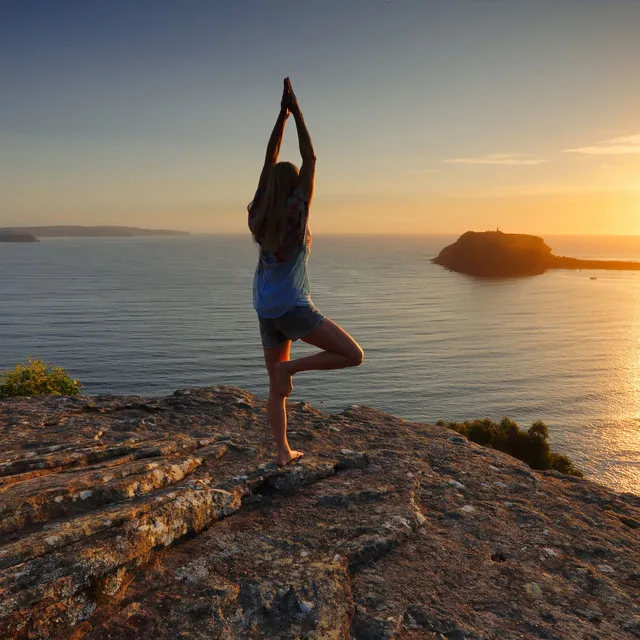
[0,387,638,639]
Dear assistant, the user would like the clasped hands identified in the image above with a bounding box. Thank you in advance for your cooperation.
[280,77,300,117]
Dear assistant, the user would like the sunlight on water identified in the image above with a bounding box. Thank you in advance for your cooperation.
[1,234,639,495]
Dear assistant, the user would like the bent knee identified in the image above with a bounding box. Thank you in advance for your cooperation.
[348,346,364,367]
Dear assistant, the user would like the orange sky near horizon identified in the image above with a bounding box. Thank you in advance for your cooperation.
[1,1,639,236]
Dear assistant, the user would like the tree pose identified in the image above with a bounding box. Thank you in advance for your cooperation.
[248,78,364,466]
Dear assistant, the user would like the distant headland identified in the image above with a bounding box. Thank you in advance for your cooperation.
[0,226,189,239]
[0,232,39,243]
[433,231,640,277]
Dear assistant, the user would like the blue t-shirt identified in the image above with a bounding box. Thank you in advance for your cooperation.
[248,186,313,318]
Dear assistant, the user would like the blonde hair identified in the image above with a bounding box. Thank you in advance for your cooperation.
[251,161,299,252]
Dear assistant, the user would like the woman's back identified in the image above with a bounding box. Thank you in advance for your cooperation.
[250,185,312,318]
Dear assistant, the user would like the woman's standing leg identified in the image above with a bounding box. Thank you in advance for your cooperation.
[263,340,304,466]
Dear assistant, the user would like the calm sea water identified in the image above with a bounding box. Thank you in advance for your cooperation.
[1,234,639,495]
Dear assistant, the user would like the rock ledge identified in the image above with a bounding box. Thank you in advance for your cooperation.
[1,387,638,639]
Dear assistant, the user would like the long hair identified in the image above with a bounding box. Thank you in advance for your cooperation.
[251,161,299,252]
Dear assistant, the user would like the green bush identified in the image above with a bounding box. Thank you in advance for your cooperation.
[444,417,583,477]
[0,358,83,398]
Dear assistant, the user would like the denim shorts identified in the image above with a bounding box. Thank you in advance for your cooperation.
[258,304,325,348]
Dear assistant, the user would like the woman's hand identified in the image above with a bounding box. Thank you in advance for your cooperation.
[284,77,301,116]
[280,77,292,115]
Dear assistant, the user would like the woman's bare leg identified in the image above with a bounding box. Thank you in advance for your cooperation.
[263,340,304,466]
[274,319,364,396]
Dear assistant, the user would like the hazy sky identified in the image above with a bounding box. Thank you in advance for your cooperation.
[1,0,639,234]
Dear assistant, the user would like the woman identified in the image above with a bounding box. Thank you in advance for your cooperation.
[248,78,364,466]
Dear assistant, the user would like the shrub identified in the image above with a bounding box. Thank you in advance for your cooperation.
[444,416,583,477]
[0,358,83,398]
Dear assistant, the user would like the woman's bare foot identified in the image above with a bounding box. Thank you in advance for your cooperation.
[277,449,304,467]
[274,361,293,397]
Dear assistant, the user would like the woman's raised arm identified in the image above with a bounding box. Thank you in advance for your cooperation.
[285,79,316,204]
[257,80,291,190]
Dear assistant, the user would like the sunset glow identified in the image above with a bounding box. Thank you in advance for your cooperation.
[1,0,639,235]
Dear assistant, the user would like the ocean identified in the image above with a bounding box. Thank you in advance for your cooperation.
[1,234,639,495]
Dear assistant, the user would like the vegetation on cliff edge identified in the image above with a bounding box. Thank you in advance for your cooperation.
[0,358,83,398]
[438,417,583,477]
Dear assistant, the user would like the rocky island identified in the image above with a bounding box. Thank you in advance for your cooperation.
[0,226,189,239]
[0,232,39,243]
[433,231,640,277]
[1,387,638,639]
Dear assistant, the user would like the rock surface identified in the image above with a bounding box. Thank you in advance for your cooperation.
[433,231,640,277]
[1,387,638,639]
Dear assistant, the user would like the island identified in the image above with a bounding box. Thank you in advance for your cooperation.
[0,232,39,243]
[0,226,189,238]
[0,386,638,639]
[433,230,640,277]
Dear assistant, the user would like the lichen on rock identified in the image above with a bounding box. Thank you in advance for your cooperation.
[0,386,638,639]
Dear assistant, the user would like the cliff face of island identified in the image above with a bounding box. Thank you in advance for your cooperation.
[0,226,189,238]
[434,231,553,277]
[434,231,640,277]
[1,387,638,639]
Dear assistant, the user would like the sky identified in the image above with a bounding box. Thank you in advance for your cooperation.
[1,0,639,235]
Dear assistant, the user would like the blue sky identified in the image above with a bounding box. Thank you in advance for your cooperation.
[1,0,639,233]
